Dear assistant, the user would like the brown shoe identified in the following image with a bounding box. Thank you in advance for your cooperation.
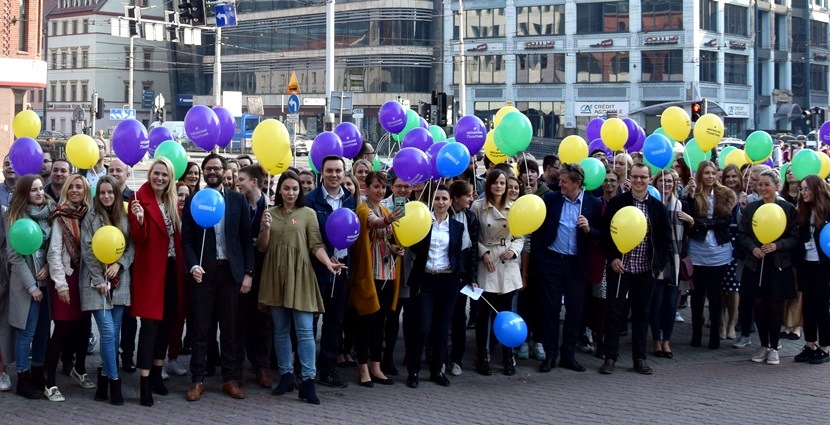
[185,382,204,401]
[633,359,653,375]
[256,370,273,388]
[222,381,245,399]
[599,358,615,375]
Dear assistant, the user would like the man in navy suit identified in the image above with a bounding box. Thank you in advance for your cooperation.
[530,163,603,373]
[182,153,255,401]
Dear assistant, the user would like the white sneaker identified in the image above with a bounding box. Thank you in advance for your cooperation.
[166,359,188,376]
[0,372,11,391]
[674,313,685,323]
[448,363,462,376]
[70,368,96,389]
[751,347,770,363]
[161,367,170,381]
[532,343,547,361]
[44,386,65,402]
[766,349,780,365]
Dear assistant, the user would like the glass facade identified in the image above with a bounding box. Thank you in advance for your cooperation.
[724,54,748,85]
[576,52,630,82]
[516,54,565,84]
[699,50,718,83]
[699,0,717,31]
[515,5,565,36]
[576,2,630,34]
[641,0,683,31]
[454,55,507,84]
[453,8,506,39]
[724,4,748,36]
[641,50,683,82]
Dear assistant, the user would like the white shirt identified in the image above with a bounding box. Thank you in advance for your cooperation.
[86,166,107,189]
[325,185,348,259]
[426,213,451,271]
[806,223,820,261]
[214,189,228,260]
[452,207,472,251]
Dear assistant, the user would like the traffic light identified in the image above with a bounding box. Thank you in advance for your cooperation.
[691,101,703,122]
[813,106,825,129]
[803,108,813,129]
[95,97,104,119]
[126,6,142,37]
[437,92,448,126]
[179,0,206,25]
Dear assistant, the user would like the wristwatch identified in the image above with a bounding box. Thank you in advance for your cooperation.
[244,270,254,277]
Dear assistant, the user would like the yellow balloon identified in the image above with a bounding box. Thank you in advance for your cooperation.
[558,135,589,164]
[752,203,786,244]
[724,149,748,169]
[92,225,126,264]
[484,130,507,164]
[66,134,99,169]
[610,206,647,254]
[494,106,520,128]
[508,195,545,236]
[392,201,431,247]
[252,119,291,170]
[601,118,628,152]
[819,152,830,179]
[12,110,41,139]
[661,106,691,142]
[692,114,724,152]
[268,149,293,174]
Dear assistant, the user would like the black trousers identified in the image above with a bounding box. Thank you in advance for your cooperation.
[120,309,137,359]
[690,265,728,348]
[449,286,469,365]
[517,274,543,342]
[603,270,654,361]
[189,263,240,383]
[754,298,785,349]
[46,317,90,387]
[538,253,586,362]
[475,291,516,362]
[316,268,349,374]
[406,275,460,375]
[235,281,273,375]
[383,297,409,364]
[800,261,830,347]
[355,280,395,364]
[137,258,178,370]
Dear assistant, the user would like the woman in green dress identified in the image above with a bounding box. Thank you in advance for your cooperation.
[257,171,345,405]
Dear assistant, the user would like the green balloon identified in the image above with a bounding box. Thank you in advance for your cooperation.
[396,109,421,140]
[9,218,43,255]
[372,155,381,171]
[718,146,737,169]
[307,155,319,173]
[579,157,606,190]
[653,127,676,145]
[494,111,532,156]
[684,139,712,172]
[745,131,773,162]
[154,140,188,180]
[791,149,822,180]
[779,163,790,183]
[428,125,447,142]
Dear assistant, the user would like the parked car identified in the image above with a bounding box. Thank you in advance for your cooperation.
[37,130,67,141]
[717,138,744,152]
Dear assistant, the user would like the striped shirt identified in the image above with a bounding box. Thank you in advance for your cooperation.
[624,194,650,274]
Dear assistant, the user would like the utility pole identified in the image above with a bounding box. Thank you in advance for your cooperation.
[128,35,135,110]
[325,0,335,124]
[458,0,466,116]
[214,26,222,105]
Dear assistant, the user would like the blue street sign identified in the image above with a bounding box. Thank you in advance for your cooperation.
[177,94,193,107]
[110,109,136,120]
[214,4,238,28]
[142,89,154,109]
[288,94,300,114]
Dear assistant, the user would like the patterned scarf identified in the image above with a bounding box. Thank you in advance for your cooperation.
[51,202,88,268]
[25,204,54,242]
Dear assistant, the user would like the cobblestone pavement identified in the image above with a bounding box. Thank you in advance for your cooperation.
[2,306,828,424]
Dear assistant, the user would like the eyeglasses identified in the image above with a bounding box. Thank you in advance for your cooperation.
[204,166,224,173]
[393,184,411,190]
[658,179,675,184]
[603,179,618,184]
[630,175,650,180]
[592,153,607,158]
[799,187,812,193]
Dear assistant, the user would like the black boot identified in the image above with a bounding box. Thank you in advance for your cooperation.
[30,366,45,391]
[271,372,295,396]
[502,348,516,376]
[691,327,702,347]
[381,353,398,376]
[109,378,124,406]
[149,365,169,396]
[298,378,320,405]
[16,371,40,399]
[475,352,492,376]
[139,376,154,407]
[94,371,108,401]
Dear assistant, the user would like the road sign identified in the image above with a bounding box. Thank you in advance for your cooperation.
[110,109,136,120]
[73,107,85,122]
[286,71,300,94]
[142,89,154,109]
[330,91,353,113]
[154,93,166,109]
[353,108,364,119]
[288,94,300,114]
[287,113,299,124]
[214,4,238,28]
[303,97,326,106]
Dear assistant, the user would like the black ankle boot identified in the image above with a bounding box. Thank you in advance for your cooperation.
[298,378,320,405]
[109,378,124,406]
[94,371,108,401]
[140,376,154,406]
[502,350,516,376]
[30,366,45,390]
[16,371,40,399]
[475,353,492,376]
[271,372,295,396]
[149,365,169,396]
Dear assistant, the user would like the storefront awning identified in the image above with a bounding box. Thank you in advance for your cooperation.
[774,103,803,122]
[628,100,728,116]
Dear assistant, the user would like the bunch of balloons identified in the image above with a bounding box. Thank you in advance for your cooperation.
[9,111,45,177]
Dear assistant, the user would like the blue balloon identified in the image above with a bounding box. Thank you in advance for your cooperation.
[436,142,471,178]
[647,185,662,201]
[493,311,528,348]
[190,188,226,228]
[820,225,830,258]
[642,134,673,169]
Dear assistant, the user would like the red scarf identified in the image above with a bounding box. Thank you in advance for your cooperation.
[51,203,88,268]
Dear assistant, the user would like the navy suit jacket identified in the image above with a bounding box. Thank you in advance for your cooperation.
[407,218,465,294]
[530,191,603,276]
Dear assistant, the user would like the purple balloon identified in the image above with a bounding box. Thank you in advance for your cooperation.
[149,126,174,158]
[9,137,44,176]
[586,118,605,142]
[426,141,448,180]
[588,138,613,158]
[393,147,431,184]
[419,117,429,129]
[627,126,646,152]
[402,127,434,152]
[455,115,487,154]
[379,101,407,134]
[310,132,343,171]
[820,121,830,146]
[184,105,220,151]
[623,118,641,149]
[213,107,236,149]
[763,157,774,168]
[112,119,149,167]
[326,208,361,250]
[334,122,363,159]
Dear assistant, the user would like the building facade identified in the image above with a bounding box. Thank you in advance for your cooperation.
[443,0,830,140]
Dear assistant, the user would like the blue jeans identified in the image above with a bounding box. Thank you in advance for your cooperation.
[15,297,50,373]
[92,306,125,379]
[650,281,679,341]
[271,306,315,380]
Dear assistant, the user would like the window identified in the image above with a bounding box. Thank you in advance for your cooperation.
[19,0,29,51]
[50,82,56,102]
[641,0,683,31]
[81,48,88,68]
[38,90,43,103]
[812,20,828,48]
[516,54,565,84]
[577,2,630,34]
[699,50,718,83]
[699,0,717,31]
[724,4,748,36]
[61,50,67,68]
[60,82,67,102]
[62,20,68,35]
[51,49,57,69]
[71,19,78,35]
[80,81,88,101]
[69,81,77,102]
[724,54,748,84]
[454,8,506,39]
[516,5,565,37]
[793,17,807,53]
[576,52,630,82]
[124,82,130,103]
[82,19,89,34]
[641,50,683,82]
[812,65,828,91]
[453,55,506,84]
[125,47,130,69]
[143,48,153,70]
[71,49,77,68]
[51,21,57,36]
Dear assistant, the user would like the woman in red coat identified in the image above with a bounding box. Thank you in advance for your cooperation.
[128,157,184,407]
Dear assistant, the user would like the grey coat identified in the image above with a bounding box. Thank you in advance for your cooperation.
[0,211,12,365]
[79,211,134,311]
[7,239,48,334]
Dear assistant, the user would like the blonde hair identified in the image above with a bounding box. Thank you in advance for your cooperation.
[147,157,181,230]
[59,174,93,209]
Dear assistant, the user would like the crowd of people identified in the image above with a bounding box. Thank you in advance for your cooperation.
[0,136,828,407]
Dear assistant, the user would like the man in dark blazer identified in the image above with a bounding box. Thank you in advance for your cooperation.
[530,163,603,374]
[182,153,254,401]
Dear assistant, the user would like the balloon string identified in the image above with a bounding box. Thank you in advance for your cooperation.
[266,172,271,207]
[199,229,206,268]
[331,270,336,298]
[615,254,625,299]
[418,184,428,203]
[758,257,764,288]
[744,166,752,195]
[479,293,499,314]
